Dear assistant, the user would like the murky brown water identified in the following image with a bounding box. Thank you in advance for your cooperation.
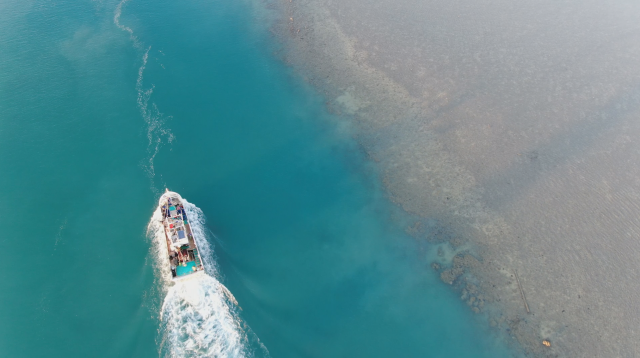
[267,0,640,356]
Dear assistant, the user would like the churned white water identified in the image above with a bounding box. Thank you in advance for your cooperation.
[147,199,269,358]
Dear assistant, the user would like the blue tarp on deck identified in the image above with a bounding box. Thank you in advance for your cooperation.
[176,261,196,276]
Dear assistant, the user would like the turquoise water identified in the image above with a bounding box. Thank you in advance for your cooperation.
[0,0,512,357]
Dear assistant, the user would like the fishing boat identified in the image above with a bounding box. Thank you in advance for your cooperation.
[159,189,205,280]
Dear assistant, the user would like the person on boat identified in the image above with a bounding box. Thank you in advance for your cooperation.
[178,249,187,264]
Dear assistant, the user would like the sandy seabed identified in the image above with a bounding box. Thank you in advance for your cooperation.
[257,0,640,356]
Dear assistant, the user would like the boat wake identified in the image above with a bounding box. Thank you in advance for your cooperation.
[148,199,269,358]
[119,3,268,355]
[115,0,174,196]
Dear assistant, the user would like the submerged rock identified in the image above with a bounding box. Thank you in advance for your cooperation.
[452,254,481,270]
[440,267,464,285]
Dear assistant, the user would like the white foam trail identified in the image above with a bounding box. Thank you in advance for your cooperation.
[136,49,164,149]
[136,48,175,194]
[147,200,270,358]
[115,1,174,195]
[54,218,67,250]
[114,0,141,48]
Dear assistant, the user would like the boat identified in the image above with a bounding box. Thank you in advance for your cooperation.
[159,189,205,280]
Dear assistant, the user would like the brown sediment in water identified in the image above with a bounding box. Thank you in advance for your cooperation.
[261,0,640,356]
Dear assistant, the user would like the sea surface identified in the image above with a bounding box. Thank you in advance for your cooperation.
[0,0,512,357]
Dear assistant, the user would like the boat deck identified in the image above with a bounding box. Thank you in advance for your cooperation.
[160,191,205,279]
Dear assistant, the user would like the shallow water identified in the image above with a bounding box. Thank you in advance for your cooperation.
[1,0,511,356]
